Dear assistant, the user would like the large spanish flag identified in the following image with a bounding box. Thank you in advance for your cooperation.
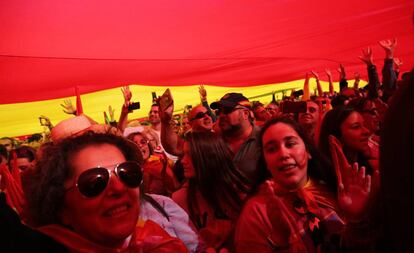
[0,0,413,137]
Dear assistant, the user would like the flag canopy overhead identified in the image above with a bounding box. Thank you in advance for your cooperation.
[0,0,413,137]
[1,0,413,104]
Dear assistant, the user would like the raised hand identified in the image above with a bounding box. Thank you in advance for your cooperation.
[39,115,53,128]
[329,135,372,221]
[325,69,332,79]
[337,64,346,80]
[310,70,319,80]
[338,163,371,221]
[108,105,115,122]
[60,99,76,115]
[199,84,207,102]
[158,88,174,122]
[379,38,397,59]
[358,47,374,66]
[121,86,132,108]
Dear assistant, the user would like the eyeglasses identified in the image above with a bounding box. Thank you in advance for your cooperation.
[137,139,149,146]
[66,161,143,198]
[190,111,210,121]
[216,107,245,115]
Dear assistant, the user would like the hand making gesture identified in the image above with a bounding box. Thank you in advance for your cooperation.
[329,135,376,221]
[358,47,374,66]
[379,38,397,59]
[121,86,132,113]
[158,88,174,123]
[61,99,76,115]
[199,84,207,102]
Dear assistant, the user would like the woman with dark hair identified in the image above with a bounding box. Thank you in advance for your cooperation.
[235,117,374,253]
[319,106,377,178]
[1,132,188,252]
[127,132,178,196]
[172,131,251,251]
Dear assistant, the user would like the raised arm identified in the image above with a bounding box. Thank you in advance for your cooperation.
[199,84,217,122]
[159,89,184,156]
[353,72,360,90]
[311,70,323,97]
[379,38,398,101]
[337,64,348,92]
[302,72,311,101]
[325,69,334,96]
[359,47,379,99]
[117,86,132,132]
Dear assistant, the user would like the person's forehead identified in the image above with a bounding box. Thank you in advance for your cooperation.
[0,139,12,145]
[343,111,363,124]
[150,105,159,112]
[189,106,206,117]
[307,101,319,108]
[255,105,265,111]
[133,134,144,140]
[16,157,31,164]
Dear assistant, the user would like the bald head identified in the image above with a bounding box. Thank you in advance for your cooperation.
[188,105,213,132]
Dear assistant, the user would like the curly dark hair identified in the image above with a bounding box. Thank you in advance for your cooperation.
[25,132,143,227]
[258,117,336,192]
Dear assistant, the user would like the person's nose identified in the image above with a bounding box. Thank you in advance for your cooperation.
[106,171,127,197]
[362,126,371,136]
[278,146,290,161]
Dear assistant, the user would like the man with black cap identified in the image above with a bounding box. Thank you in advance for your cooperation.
[210,93,263,186]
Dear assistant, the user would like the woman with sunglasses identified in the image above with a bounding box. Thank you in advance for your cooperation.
[172,131,251,252]
[127,132,178,196]
[235,117,374,253]
[1,132,188,252]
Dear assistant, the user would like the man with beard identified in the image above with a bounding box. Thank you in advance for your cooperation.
[210,93,263,186]
[298,100,321,145]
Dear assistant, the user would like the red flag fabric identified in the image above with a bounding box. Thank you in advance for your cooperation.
[0,0,413,104]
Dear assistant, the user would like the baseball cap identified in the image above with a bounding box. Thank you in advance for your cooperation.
[210,93,251,110]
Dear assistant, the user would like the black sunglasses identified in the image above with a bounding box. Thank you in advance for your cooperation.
[66,161,143,198]
[216,107,245,115]
[190,111,209,121]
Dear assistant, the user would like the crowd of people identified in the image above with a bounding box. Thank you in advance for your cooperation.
[0,37,413,252]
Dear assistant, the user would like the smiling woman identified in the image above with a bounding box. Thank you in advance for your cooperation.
[2,132,188,252]
[235,117,376,253]
[319,106,376,177]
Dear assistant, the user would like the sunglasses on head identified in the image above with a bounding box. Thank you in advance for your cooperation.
[190,111,209,121]
[66,161,143,198]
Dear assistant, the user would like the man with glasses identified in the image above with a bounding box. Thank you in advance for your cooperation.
[210,93,263,186]
[187,105,213,132]
[298,100,321,145]
[159,91,213,157]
